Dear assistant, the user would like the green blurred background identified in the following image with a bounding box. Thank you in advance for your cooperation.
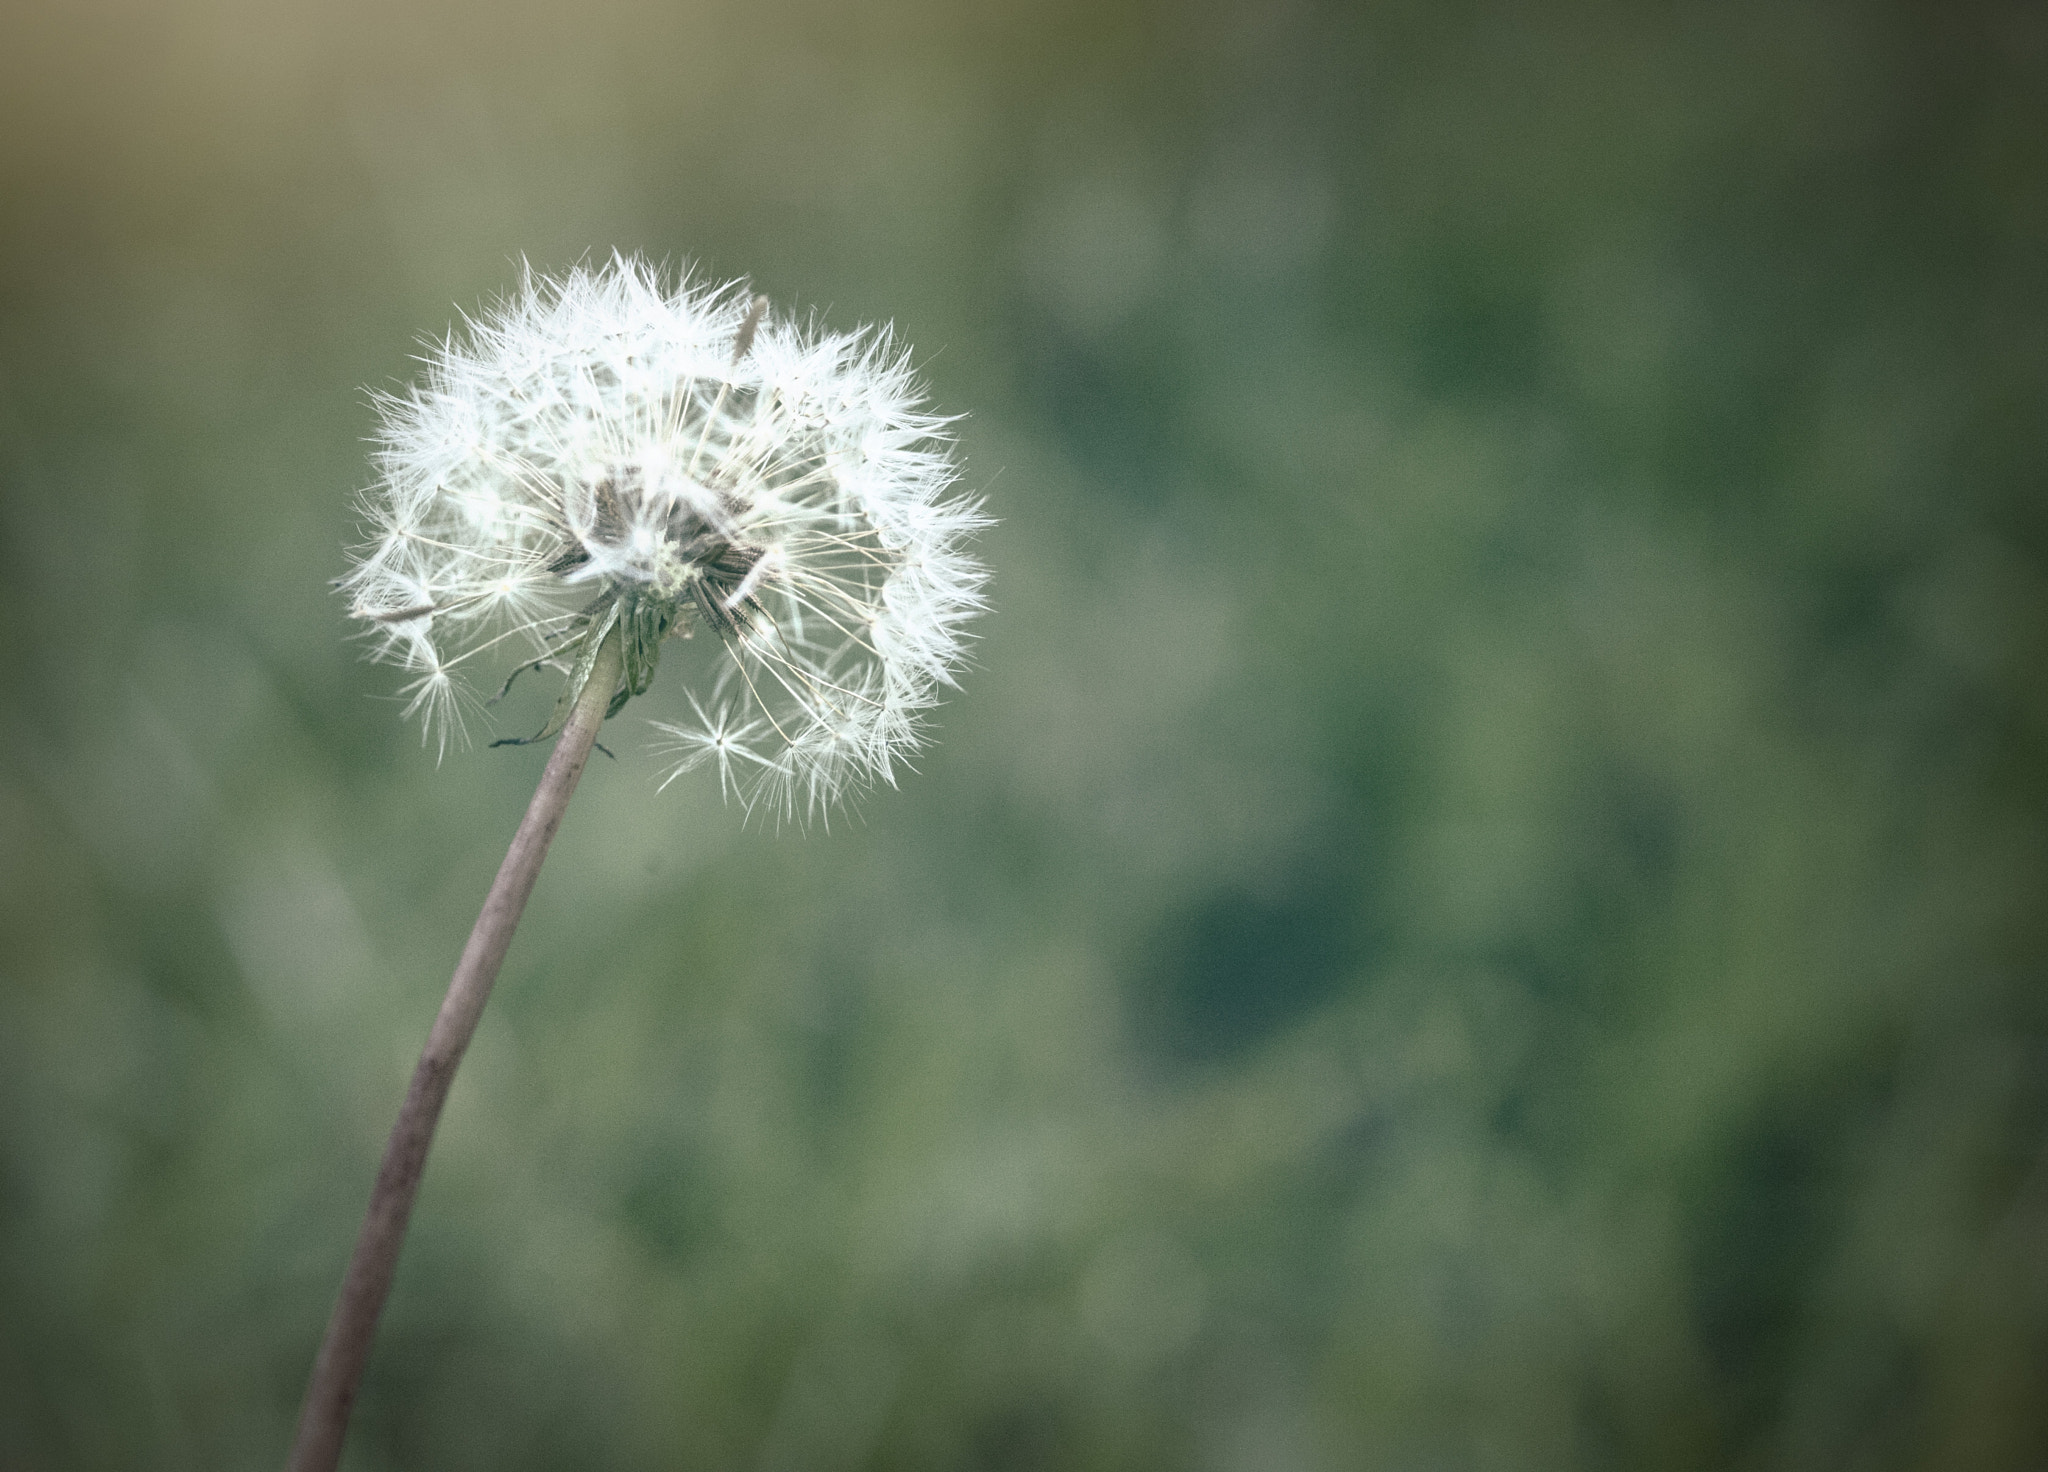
[3,0,2045,1467]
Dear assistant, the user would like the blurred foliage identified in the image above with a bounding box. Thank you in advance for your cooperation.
[2,0,2046,1468]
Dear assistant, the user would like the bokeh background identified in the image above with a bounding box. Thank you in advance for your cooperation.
[3,0,2045,1468]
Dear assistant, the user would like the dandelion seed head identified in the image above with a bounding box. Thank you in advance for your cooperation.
[340,253,989,812]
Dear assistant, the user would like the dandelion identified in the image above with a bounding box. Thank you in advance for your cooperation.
[291,256,988,1472]
[339,253,988,817]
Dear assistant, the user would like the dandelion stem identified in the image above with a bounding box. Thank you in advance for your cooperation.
[287,628,625,1472]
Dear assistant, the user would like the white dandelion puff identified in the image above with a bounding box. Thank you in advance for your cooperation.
[338,253,991,812]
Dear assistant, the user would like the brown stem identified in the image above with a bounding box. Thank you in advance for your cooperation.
[288,631,625,1472]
